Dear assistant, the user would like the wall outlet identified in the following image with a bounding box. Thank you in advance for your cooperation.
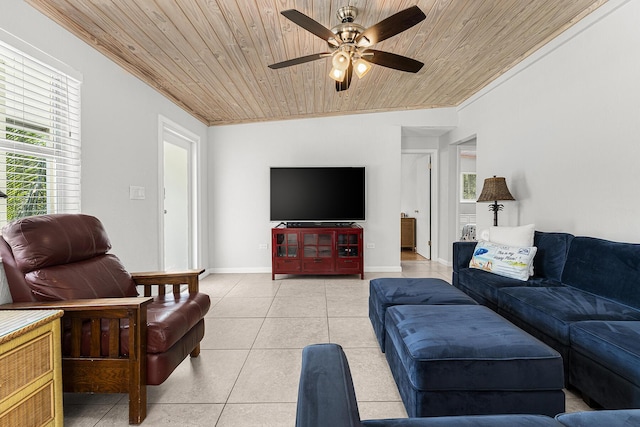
[367,243,375,249]
[259,243,268,249]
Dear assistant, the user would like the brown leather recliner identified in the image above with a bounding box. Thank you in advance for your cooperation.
[0,213,210,424]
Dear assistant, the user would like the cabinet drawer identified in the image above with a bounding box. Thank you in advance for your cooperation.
[336,258,361,273]
[302,258,334,272]
[274,258,301,273]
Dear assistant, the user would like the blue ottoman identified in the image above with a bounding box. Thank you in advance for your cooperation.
[385,305,565,418]
[369,278,477,351]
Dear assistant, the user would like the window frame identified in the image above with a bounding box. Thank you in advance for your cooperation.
[460,172,477,203]
[0,33,81,227]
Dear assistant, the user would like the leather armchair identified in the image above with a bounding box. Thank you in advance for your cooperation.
[0,214,210,424]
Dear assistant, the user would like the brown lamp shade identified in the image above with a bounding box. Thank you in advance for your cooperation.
[477,176,515,202]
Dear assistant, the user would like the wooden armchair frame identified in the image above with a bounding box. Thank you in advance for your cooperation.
[2,269,204,425]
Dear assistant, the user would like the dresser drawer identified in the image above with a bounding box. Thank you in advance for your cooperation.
[0,333,53,401]
[0,381,55,426]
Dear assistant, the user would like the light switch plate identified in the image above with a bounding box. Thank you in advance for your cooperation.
[129,185,145,200]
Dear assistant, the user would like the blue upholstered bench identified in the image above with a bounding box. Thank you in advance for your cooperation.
[384,305,565,418]
[369,278,477,351]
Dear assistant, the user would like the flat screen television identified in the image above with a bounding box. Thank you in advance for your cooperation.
[270,167,365,222]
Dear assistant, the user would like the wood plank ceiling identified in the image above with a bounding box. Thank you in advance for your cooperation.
[25,0,608,126]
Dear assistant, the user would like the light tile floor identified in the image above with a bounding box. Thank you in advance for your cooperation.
[63,259,590,426]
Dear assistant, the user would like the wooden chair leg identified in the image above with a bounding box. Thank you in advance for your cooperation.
[129,302,148,424]
[190,343,201,357]
[129,383,147,424]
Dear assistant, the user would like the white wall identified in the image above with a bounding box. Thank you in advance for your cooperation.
[1,0,209,271]
[208,109,457,273]
[446,0,640,245]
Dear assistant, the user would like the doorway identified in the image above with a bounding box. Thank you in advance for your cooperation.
[159,117,198,270]
[401,150,436,261]
[456,141,477,241]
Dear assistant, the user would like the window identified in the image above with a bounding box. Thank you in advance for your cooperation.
[0,38,81,227]
[460,172,477,202]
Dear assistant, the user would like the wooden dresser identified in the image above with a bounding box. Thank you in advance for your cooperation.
[401,217,416,251]
[0,310,64,427]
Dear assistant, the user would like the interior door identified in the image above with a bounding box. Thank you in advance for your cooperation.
[163,132,192,270]
[415,154,432,259]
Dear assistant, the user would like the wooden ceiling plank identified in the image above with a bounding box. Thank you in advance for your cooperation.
[212,0,296,119]
[250,0,299,118]
[141,0,265,122]
[26,0,215,124]
[414,0,536,104]
[175,0,280,123]
[120,1,249,123]
[397,0,502,108]
[435,0,605,106]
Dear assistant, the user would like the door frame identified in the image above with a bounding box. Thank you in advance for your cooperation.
[158,115,200,270]
[401,148,438,262]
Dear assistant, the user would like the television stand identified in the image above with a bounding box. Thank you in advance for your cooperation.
[272,223,363,280]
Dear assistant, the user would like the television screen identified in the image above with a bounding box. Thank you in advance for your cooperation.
[270,167,365,222]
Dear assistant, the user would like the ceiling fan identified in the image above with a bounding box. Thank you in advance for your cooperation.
[268,5,427,92]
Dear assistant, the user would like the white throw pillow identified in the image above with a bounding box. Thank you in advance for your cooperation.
[469,240,537,281]
[488,224,535,248]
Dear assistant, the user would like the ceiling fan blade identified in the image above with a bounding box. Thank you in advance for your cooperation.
[363,49,424,73]
[268,53,330,69]
[356,6,426,46]
[281,9,337,43]
[336,61,354,92]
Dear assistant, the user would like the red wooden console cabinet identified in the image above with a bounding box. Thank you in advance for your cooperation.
[271,224,364,280]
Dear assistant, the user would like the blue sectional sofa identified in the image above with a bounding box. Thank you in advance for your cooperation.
[453,231,640,409]
[296,343,640,427]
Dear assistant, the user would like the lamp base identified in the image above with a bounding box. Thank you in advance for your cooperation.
[487,202,504,227]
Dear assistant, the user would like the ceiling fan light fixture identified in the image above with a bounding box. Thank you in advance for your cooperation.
[329,67,346,82]
[353,58,371,78]
[332,51,350,71]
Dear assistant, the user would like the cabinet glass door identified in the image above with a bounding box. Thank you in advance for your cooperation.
[275,232,298,257]
[303,233,333,257]
[337,232,359,257]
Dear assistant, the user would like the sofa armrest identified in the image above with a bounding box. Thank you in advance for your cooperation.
[453,241,477,273]
[296,344,363,427]
[131,269,204,296]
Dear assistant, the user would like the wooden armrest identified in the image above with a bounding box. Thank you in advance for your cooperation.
[0,297,154,312]
[131,269,204,296]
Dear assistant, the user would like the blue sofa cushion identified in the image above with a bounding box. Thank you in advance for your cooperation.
[498,287,640,345]
[384,305,563,391]
[369,278,477,349]
[532,231,574,281]
[363,415,565,426]
[570,321,640,385]
[555,409,640,426]
[457,268,561,305]
[561,237,640,309]
[369,278,476,322]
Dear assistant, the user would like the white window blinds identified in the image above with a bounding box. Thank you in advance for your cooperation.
[0,39,81,227]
